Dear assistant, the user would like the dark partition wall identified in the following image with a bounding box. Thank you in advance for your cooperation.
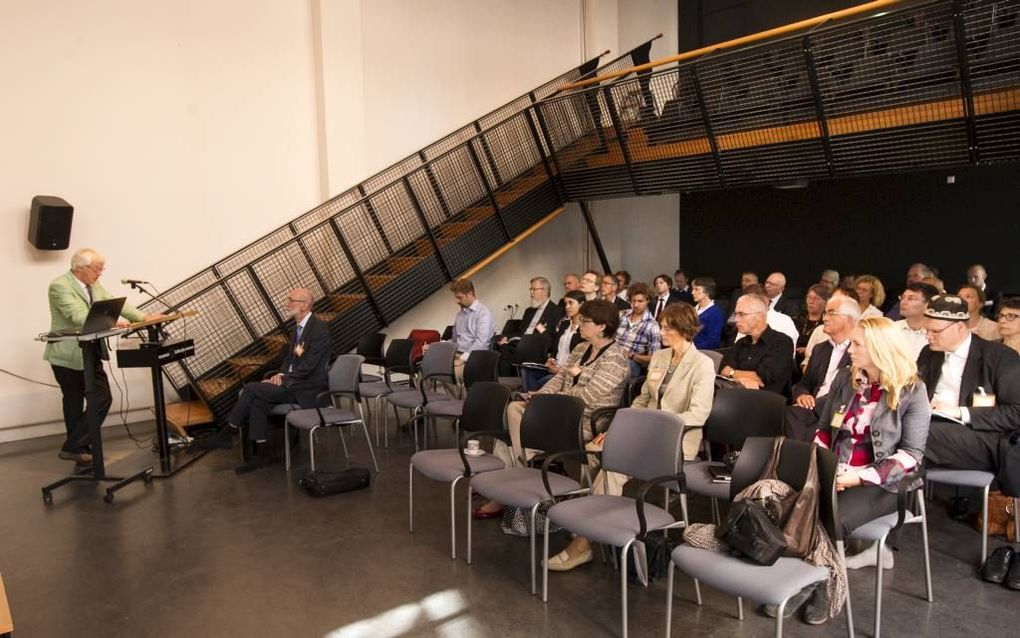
[677,164,1020,299]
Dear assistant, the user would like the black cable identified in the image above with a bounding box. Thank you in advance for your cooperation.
[105,337,148,448]
[0,367,60,388]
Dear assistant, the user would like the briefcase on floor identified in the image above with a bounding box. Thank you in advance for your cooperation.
[299,468,371,497]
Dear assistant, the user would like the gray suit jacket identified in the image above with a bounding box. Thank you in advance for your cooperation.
[816,367,931,492]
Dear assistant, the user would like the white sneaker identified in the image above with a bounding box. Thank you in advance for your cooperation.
[845,542,894,570]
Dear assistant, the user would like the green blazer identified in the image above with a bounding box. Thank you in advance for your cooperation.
[44,271,144,371]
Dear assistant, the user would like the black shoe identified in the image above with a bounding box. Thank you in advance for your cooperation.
[802,583,830,625]
[949,496,971,521]
[235,445,272,475]
[1004,552,1020,590]
[981,546,1015,584]
[760,584,817,619]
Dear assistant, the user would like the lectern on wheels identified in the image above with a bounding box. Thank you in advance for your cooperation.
[39,327,154,504]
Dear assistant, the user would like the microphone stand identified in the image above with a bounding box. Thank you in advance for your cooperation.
[126,281,176,345]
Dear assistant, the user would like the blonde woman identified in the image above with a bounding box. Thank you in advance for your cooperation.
[789,317,931,624]
[853,274,886,319]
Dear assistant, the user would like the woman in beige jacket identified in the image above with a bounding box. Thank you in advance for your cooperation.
[546,303,716,571]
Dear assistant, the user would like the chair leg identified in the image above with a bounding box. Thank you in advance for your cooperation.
[1014,498,1020,545]
[874,535,887,638]
[309,426,319,472]
[620,539,633,638]
[337,426,350,464]
[466,484,473,564]
[679,493,690,527]
[693,577,703,606]
[774,599,786,638]
[357,404,379,472]
[919,496,933,602]
[710,497,720,526]
[530,502,541,595]
[449,476,462,560]
[736,596,744,621]
[542,516,551,602]
[408,463,415,533]
[837,540,855,638]
[284,418,292,471]
[981,484,990,564]
[665,562,675,637]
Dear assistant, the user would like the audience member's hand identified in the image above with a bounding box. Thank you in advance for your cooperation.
[796,346,806,356]
[115,320,130,328]
[545,359,559,374]
[497,336,507,346]
[587,432,606,451]
[732,371,764,389]
[931,400,962,419]
[794,394,816,409]
[736,377,761,390]
[835,470,861,492]
[265,373,284,386]
[519,392,532,402]
[535,323,546,334]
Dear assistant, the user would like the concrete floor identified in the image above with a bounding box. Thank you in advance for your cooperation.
[0,421,1017,638]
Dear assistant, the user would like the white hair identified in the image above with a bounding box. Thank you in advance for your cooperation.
[833,295,861,322]
[70,248,104,270]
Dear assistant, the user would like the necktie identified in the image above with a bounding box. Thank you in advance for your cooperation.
[294,324,304,347]
[655,298,665,319]
[86,285,94,305]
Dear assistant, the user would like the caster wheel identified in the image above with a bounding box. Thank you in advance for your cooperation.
[144,471,154,484]
[42,492,53,505]
[103,493,114,504]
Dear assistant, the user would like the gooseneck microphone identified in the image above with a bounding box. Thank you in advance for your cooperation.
[121,278,150,285]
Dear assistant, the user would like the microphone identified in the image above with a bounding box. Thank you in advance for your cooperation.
[121,278,150,285]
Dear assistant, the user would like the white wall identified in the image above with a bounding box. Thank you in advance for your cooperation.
[1,0,677,440]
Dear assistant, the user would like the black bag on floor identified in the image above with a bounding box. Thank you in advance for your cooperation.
[299,468,371,497]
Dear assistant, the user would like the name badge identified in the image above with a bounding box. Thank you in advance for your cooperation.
[568,366,583,377]
[830,404,847,431]
[972,392,996,407]
[648,370,665,383]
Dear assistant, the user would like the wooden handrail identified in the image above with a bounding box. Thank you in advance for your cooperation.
[558,0,907,91]
[460,207,566,279]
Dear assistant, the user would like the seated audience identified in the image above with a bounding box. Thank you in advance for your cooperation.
[448,278,494,380]
[967,263,998,318]
[673,268,695,305]
[803,286,860,368]
[229,287,330,473]
[998,297,1020,355]
[922,275,945,295]
[764,272,801,317]
[893,282,940,359]
[794,284,831,362]
[854,274,886,318]
[786,295,859,441]
[652,274,683,320]
[496,277,564,376]
[615,270,632,301]
[579,270,600,301]
[819,269,840,289]
[734,284,799,353]
[599,273,631,311]
[958,284,1001,342]
[562,272,580,296]
[614,282,661,377]
[719,291,794,394]
[886,262,933,320]
[524,290,586,391]
[546,303,715,571]
[806,317,930,613]
[920,295,1020,484]
[724,271,760,341]
[477,300,629,518]
[691,276,724,350]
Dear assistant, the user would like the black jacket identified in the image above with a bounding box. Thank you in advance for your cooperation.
[917,336,1020,433]
[547,317,584,358]
[514,301,564,339]
[280,313,331,407]
[769,293,801,318]
[792,340,850,399]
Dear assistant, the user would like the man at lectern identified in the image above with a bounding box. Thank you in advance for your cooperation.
[45,248,160,466]
[228,287,331,474]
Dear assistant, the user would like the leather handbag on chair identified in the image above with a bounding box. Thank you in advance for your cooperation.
[759,436,821,557]
[976,491,1017,542]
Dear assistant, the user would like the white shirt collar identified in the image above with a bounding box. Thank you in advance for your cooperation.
[296,313,311,330]
[950,333,973,361]
[828,337,850,349]
[696,299,714,314]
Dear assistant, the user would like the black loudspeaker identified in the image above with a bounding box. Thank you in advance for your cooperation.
[28,195,73,250]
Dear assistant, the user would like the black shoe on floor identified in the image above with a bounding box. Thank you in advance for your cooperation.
[949,496,971,521]
[235,444,273,475]
[1004,552,1020,590]
[982,546,1015,584]
[802,583,830,625]
[760,583,817,619]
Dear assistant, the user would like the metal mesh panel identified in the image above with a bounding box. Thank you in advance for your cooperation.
[336,204,389,273]
[298,223,356,290]
[831,120,970,173]
[223,270,279,338]
[427,146,490,216]
[405,169,447,229]
[369,182,424,252]
[173,284,258,380]
[421,124,477,160]
[139,269,219,313]
[480,113,542,184]
[361,155,422,197]
[214,227,294,277]
[292,189,360,234]
[964,0,1020,161]
[251,243,327,308]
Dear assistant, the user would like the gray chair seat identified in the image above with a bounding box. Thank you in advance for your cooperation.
[925,469,994,487]
[470,467,581,509]
[359,381,407,398]
[411,449,504,483]
[849,512,911,542]
[548,494,674,547]
[388,389,447,409]
[684,461,731,499]
[270,403,299,416]
[424,399,464,418]
[361,373,382,384]
[671,545,828,606]
[286,407,359,430]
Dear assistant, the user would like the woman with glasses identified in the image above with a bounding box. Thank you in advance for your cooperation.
[998,297,1020,354]
[795,283,832,363]
[522,290,586,391]
[958,284,1001,342]
[777,317,930,624]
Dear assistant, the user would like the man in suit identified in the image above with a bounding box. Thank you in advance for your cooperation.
[495,277,563,375]
[885,262,934,320]
[672,268,694,305]
[229,287,331,473]
[599,273,631,312]
[967,264,999,319]
[763,272,801,317]
[785,295,859,440]
[919,295,1020,487]
[45,249,160,466]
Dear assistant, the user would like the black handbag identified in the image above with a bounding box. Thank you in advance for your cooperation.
[299,467,371,497]
[717,499,788,566]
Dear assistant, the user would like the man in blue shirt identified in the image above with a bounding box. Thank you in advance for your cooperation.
[449,278,494,380]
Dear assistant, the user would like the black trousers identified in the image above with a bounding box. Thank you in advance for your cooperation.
[227,382,292,442]
[497,341,518,377]
[785,404,823,442]
[925,419,1000,472]
[51,363,111,453]
[837,484,900,539]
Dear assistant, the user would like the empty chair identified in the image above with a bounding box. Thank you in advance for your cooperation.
[925,469,1020,564]
[355,332,387,383]
[284,354,379,473]
[541,408,688,638]
[359,338,414,447]
[498,333,550,392]
[666,437,852,638]
[683,389,786,522]
[408,382,511,559]
[384,341,457,450]
[413,349,501,438]
[467,394,587,595]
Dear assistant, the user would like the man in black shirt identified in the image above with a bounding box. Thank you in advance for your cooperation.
[719,292,794,395]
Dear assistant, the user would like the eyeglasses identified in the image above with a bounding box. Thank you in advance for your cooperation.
[997,312,1020,323]
[732,311,763,318]
[578,317,595,325]
[823,310,850,318]
[927,322,958,335]
[529,287,546,292]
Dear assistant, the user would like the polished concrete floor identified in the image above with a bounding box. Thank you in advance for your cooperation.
[1,421,1017,638]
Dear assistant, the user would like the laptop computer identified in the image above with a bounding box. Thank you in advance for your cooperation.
[52,297,127,337]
